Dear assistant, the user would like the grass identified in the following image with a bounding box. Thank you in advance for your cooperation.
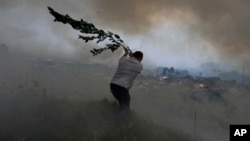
[0,94,193,141]
[1,55,250,141]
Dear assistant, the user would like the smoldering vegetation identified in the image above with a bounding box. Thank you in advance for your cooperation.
[0,53,193,141]
[0,52,250,141]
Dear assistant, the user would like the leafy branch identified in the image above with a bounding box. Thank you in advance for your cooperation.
[47,6,132,56]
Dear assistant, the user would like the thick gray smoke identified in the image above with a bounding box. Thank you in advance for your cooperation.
[90,0,250,57]
[89,0,250,72]
[0,0,250,73]
[1,1,250,141]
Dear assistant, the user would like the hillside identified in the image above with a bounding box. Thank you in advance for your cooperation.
[0,55,250,141]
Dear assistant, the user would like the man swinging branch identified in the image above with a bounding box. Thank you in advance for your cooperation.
[110,47,143,111]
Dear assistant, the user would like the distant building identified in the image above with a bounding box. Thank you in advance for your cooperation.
[156,67,189,78]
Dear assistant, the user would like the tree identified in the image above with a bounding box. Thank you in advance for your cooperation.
[47,7,132,56]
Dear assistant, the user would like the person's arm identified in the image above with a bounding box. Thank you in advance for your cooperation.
[122,46,129,56]
[122,46,133,57]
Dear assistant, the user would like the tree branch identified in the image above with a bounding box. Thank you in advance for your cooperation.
[47,6,132,56]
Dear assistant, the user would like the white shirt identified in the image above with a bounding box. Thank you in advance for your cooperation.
[111,56,143,89]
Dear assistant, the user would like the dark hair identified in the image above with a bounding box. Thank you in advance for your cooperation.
[132,51,143,59]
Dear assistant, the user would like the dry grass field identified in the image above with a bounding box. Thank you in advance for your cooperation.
[0,54,249,141]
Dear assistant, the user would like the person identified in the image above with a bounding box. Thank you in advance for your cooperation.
[110,46,143,111]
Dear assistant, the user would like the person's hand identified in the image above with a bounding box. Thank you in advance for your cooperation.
[124,46,134,56]
[123,46,129,54]
[122,46,129,56]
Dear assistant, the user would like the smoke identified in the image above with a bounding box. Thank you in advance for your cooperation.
[1,2,250,140]
[90,0,250,70]
[0,0,250,73]
[0,0,100,62]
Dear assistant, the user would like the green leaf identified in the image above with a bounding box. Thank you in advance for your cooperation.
[114,34,120,39]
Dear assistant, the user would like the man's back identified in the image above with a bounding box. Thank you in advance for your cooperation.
[111,56,143,89]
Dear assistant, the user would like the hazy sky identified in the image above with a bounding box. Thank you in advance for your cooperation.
[0,0,249,72]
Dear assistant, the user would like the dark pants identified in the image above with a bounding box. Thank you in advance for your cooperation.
[110,83,130,110]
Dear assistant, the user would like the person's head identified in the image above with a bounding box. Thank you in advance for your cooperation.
[132,51,143,62]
